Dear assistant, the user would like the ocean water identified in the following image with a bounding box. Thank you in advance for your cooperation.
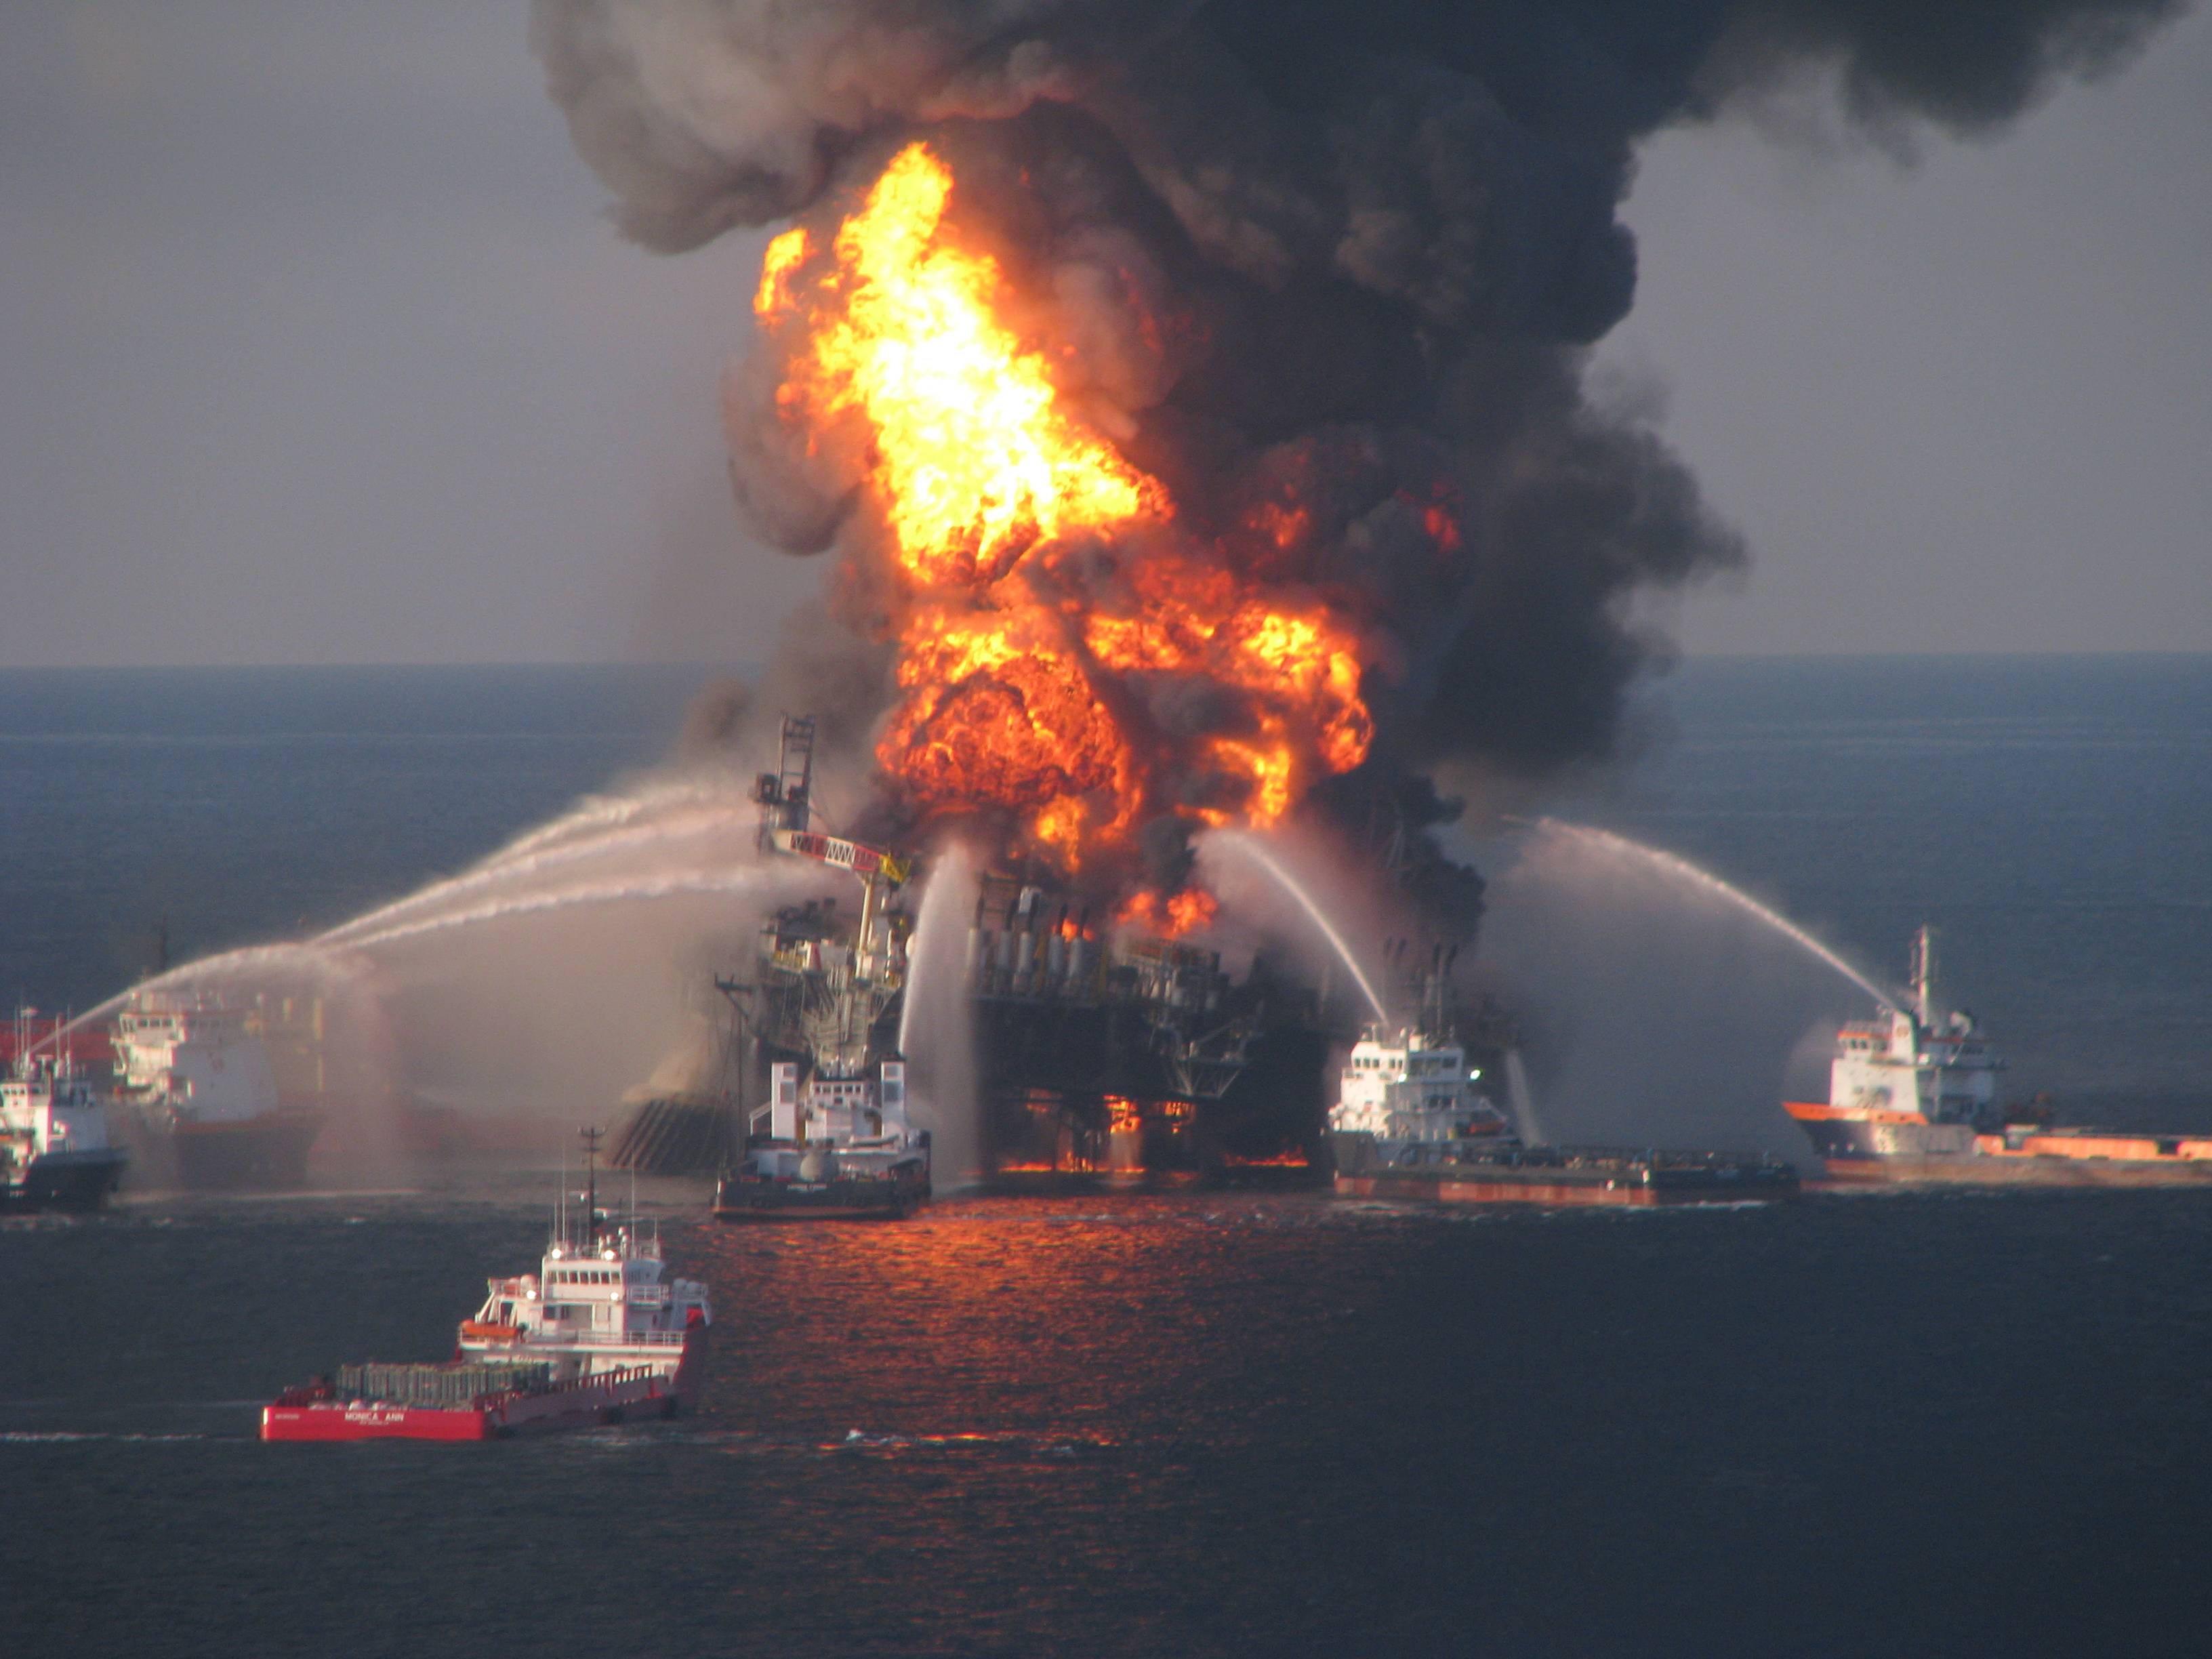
[5,656,2211,1657]
[1596,655,2212,1121]
[0,665,703,1015]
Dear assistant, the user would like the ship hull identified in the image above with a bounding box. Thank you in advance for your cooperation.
[0,1147,128,1212]
[1333,1166,1797,1207]
[122,1105,327,1191]
[711,1170,928,1221]
[1814,1155,2212,1187]
[1331,1133,1797,1207]
[1786,1103,2212,1187]
[262,1368,685,1442]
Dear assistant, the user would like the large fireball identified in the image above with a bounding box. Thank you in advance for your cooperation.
[754,142,1374,916]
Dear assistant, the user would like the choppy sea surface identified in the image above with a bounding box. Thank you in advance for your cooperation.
[4,656,2210,1656]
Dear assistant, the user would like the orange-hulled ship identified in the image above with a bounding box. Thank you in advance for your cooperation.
[1786,928,2212,1186]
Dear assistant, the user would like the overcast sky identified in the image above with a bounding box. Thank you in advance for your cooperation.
[2,0,2206,668]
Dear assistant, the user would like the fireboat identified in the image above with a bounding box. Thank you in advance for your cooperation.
[1329,968,1797,1207]
[1786,927,2212,1185]
[2,1013,128,1212]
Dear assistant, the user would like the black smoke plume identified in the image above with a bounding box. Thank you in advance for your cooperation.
[535,0,2175,935]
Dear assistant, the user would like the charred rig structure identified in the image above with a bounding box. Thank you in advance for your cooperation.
[613,714,1466,1183]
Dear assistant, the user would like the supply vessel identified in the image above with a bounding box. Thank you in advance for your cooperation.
[1330,978,1797,1207]
[2,1016,128,1212]
[108,994,327,1189]
[1786,928,2212,1185]
[262,1131,711,1441]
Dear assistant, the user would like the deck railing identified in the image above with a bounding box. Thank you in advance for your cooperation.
[472,1325,695,1349]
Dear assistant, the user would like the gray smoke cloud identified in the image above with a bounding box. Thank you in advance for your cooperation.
[533,0,2176,929]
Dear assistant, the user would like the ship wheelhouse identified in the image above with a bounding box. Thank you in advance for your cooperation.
[1328,1026,1513,1149]
[457,1220,710,1383]
[110,994,283,1125]
[1828,1008,2003,1126]
[739,1056,928,1184]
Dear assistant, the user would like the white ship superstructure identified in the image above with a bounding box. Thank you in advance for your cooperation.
[1821,930,2002,1132]
[264,1133,713,1440]
[752,1057,920,1180]
[1787,926,2212,1183]
[457,1223,712,1389]
[1330,1006,1800,1206]
[2,1021,128,1210]
[1328,1025,1515,1157]
[109,993,325,1187]
[113,996,281,1122]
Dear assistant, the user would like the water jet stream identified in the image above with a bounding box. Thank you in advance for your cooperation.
[1502,1049,1544,1145]
[483,775,755,865]
[1525,819,1901,1012]
[28,780,785,1058]
[319,804,755,946]
[1203,831,1388,1025]
[337,868,786,953]
[55,942,380,1042]
[897,844,981,1190]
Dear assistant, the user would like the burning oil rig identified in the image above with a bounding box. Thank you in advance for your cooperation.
[612,715,1360,1184]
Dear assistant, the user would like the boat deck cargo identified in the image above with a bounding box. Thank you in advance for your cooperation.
[1326,1009,1795,1207]
[1335,1143,1799,1207]
[262,1360,678,1441]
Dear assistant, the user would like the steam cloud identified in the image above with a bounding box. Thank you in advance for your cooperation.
[533,0,2175,933]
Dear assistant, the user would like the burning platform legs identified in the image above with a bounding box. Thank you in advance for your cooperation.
[962,876,1336,1185]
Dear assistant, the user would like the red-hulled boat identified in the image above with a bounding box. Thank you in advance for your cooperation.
[263,1136,711,1441]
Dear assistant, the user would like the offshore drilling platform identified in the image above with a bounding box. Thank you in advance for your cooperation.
[612,715,1371,1185]
[603,140,1532,1191]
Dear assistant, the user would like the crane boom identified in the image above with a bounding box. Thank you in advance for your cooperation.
[770,827,911,889]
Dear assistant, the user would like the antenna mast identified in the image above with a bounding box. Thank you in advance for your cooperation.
[579,1126,604,1245]
[1911,926,1938,1028]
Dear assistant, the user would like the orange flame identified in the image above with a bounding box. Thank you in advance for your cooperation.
[756,142,1374,903]
[1114,888,1220,937]
[758,144,1160,589]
